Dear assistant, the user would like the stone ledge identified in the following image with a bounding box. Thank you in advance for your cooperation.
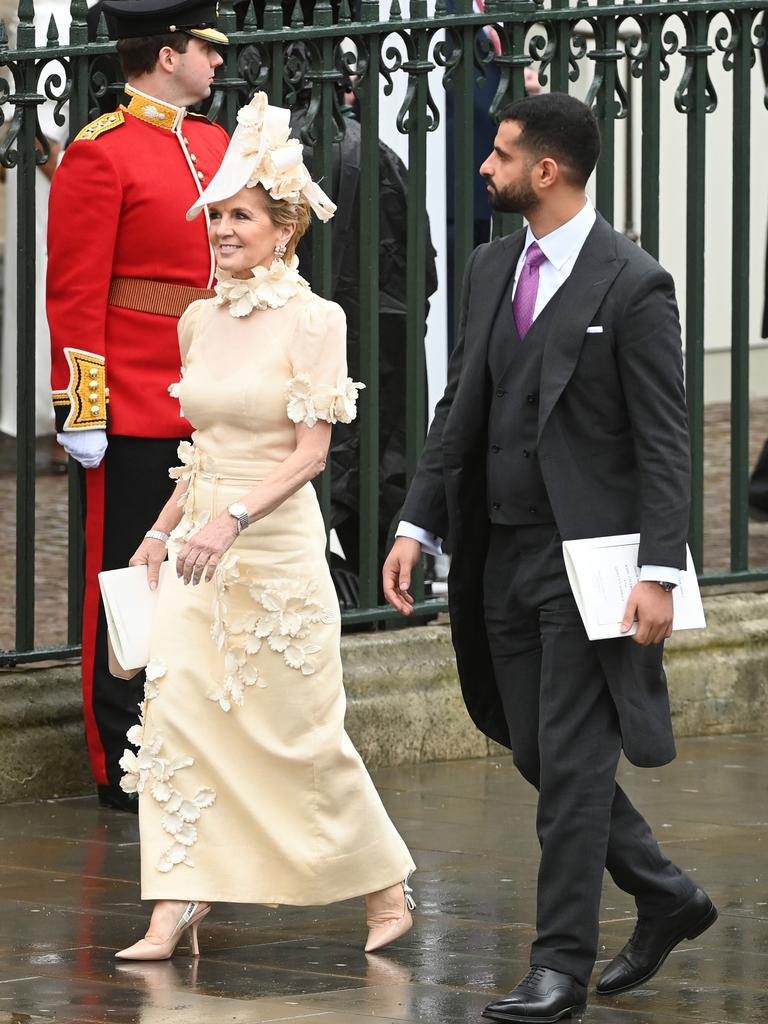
[1,591,766,802]
[0,664,94,803]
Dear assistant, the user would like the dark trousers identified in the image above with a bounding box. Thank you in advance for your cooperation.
[482,523,695,985]
[749,439,768,513]
[82,435,186,791]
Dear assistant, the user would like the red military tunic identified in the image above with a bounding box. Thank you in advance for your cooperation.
[48,86,229,437]
[46,87,228,796]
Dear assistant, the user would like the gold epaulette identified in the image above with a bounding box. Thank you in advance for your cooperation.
[74,109,125,142]
[52,348,109,431]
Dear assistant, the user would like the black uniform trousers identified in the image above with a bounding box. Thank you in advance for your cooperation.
[482,522,696,985]
[82,436,186,794]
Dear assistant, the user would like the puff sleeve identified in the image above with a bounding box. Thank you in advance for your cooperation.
[285,299,365,428]
[177,299,206,370]
[168,300,206,413]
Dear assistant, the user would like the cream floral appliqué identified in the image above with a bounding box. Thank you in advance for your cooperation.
[209,560,334,712]
[168,440,200,484]
[167,369,185,418]
[232,92,336,222]
[213,256,309,318]
[168,440,203,516]
[119,659,217,874]
[144,659,167,701]
[286,373,365,428]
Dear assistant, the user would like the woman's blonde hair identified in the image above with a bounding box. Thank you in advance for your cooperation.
[258,186,312,261]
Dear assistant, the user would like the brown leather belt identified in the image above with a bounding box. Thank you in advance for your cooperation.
[108,276,215,319]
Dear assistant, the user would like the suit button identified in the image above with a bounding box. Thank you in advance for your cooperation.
[492,502,501,511]
[89,368,99,378]
[496,388,506,398]
[197,170,204,180]
[528,506,537,514]
[190,153,198,163]
[90,405,100,415]
[522,449,530,458]
[490,444,500,453]
[526,393,536,404]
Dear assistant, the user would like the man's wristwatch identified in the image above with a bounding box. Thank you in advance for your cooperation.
[654,581,676,592]
[227,502,250,535]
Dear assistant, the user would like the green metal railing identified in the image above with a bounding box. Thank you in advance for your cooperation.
[2,0,768,664]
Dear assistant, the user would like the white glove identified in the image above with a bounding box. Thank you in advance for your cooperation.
[56,429,108,469]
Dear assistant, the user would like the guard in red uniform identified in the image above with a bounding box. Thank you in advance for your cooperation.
[47,0,229,810]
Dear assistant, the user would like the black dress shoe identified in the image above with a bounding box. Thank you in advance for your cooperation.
[98,784,138,814]
[596,887,717,996]
[482,966,587,1022]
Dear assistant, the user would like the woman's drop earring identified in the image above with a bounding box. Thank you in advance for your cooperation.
[274,242,287,260]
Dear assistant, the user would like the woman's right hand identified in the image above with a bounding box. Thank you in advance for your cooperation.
[129,537,168,592]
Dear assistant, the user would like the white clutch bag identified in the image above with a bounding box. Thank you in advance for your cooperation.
[97,563,168,679]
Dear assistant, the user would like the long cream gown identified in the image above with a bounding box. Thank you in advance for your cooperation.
[120,278,415,904]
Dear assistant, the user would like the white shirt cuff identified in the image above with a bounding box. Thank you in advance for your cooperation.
[396,521,444,556]
[639,564,681,587]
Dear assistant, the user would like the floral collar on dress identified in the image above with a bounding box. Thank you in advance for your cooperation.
[213,256,310,317]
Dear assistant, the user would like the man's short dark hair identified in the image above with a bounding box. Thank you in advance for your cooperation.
[498,93,600,188]
[116,33,190,78]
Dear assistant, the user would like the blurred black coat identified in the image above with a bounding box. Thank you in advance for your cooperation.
[291,107,438,568]
[762,11,768,338]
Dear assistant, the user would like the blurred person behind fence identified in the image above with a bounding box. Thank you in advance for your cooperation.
[747,12,768,521]
[289,91,438,598]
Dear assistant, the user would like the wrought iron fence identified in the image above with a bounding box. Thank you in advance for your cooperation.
[2,0,768,664]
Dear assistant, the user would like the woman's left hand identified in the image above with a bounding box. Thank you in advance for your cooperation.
[176,513,240,585]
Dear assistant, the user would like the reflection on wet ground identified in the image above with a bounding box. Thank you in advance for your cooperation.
[0,734,764,1023]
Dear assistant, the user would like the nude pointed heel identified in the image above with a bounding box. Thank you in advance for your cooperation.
[365,878,415,953]
[189,916,203,957]
[115,901,211,961]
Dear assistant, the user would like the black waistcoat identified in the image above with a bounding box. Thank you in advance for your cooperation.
[486,278,561,525]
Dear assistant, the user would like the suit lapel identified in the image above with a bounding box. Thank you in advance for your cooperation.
[537,214,626,440]
[470,232,524,360]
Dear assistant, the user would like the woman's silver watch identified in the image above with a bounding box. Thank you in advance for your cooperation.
[654,581,676,592]
[227,502,250,534]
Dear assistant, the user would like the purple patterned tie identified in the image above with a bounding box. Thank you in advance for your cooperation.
[512,242,548,340]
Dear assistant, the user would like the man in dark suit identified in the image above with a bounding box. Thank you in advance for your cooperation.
[383,94,717,1023]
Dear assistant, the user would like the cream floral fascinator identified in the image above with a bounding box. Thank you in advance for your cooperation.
[186,93,337,223]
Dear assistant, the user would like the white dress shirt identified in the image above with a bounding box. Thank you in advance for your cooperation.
[398,200,680,588]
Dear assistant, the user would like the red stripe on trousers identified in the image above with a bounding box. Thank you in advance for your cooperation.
[83,463,108,785]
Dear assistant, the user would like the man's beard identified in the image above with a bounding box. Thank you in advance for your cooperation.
[484,176,538,215]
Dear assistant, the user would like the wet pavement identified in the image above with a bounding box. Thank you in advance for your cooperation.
[0,734,764,1024]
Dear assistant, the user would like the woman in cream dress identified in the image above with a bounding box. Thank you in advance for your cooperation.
[117,95,415,960]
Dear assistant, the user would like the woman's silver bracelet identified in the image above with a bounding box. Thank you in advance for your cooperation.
[145,530,169,544]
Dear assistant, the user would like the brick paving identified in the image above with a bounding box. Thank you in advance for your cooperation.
[3,399,768,654]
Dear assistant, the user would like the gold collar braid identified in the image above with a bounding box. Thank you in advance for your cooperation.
[125,85,185,132]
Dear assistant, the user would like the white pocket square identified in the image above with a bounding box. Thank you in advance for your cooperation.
[586,325,604,334]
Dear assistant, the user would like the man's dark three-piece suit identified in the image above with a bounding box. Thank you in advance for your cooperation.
[400,211,697,984]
